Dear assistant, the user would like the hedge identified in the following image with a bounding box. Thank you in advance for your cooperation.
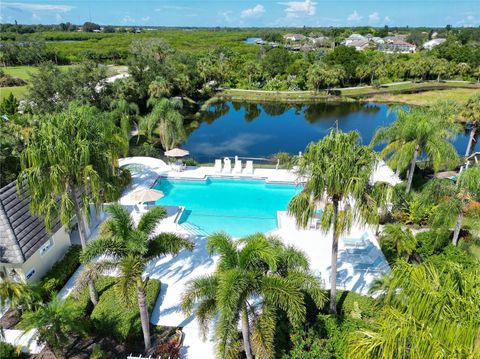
[90,277,161,342]
[40,245,82,294]
[65,276,117,315]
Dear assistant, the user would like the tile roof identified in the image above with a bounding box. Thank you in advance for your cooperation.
[0,181,61,264]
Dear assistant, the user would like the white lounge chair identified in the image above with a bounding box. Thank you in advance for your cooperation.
[223,157,232,173]
[244,160,254,175]
[233,159,242,174]
[214,159,222,173]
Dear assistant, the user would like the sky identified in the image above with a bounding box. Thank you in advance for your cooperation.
[0,0,479,27]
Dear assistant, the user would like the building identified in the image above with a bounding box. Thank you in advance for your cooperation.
[343,34,367,45]
[346,39,370,51]
[380,39,416,53]
[423,38,446,50]
[283,33,306,42]
[0,181,102,283]
[309,36,330,47]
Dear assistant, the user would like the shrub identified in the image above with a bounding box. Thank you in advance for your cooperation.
[66,276,117,315]
[0,342,21,358]
[90,278,161,342]
[324,290,378,319]
[89,344,106,359]
[41,245,82,294]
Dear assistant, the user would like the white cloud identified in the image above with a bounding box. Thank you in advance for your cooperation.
[279,0,316,16]
[31,13,40,20]
[368,11,380,24]
[122,15,135,23]
[141,16,150,22]
[347,10,362,22]
[1,2,73,12]
[241,4,265,18]
[384,16,391,23]
[220,10,233,22]
[55,13,62,22]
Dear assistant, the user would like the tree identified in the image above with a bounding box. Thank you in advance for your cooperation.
[349,260,480,358]
[82,22,100,32]
[20,296,86,357]
[307,63,346,92]
[110,98,140,139]
[0,276,41,311]
[430,58,450,82]
[18,103,128,306]
[75,204,193,351]
[325,45,365,81]
[262,47,292,77]
[461,94,480,157]
[0,92,18,115]
[379,224,417,261]
[288,130,384,314]
[419,166,480,246]
[372,103,461,193]
[139,98,186,151]
[182,232,325,359]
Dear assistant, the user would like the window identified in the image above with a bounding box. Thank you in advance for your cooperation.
[25,268,35,280]
[39,238,54,256]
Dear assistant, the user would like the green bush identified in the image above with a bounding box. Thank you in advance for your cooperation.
[90,278,161,342]
[327,290,378,319]
[41,245,82,293]
[66,276,117,315]
[0,342,21,358]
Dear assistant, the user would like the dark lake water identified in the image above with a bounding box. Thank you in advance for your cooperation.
[183,101,469,163]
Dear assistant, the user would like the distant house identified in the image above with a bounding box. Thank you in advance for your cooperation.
[309,36,330,47]
[343,34,367,45]
[380,39,416,53]
[371,37,385,45]
[423,38,446,50]
[345,39,370,51]
[0,181,102,283]
[283,33,306,42]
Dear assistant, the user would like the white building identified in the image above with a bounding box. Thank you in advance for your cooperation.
[343,34,367,45]
[423,38,446,50]
[283,33,306,42]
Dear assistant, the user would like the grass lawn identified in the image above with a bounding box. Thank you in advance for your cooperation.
[0,86,28,101]
[366,88,480,106]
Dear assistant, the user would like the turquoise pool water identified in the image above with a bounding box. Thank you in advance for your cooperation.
[153,178,301,237]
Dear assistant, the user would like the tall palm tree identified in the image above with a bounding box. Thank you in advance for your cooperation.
[139,98,186,151]
[379,224,417,261]
[0,276,41,312]
[20,296,86,357]
[372,103,461,193]
[349,260,480,358]
[461,94,480,157]
[110,98,140,140]
[288,129,385,314]
[419,165,480,246]
[74,204,193,351]
[17,103,128,306]
[181,232,325,359]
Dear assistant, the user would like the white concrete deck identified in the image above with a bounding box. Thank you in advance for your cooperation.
[59,156,396,359]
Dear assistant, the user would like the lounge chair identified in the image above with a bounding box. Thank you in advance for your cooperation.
[233,159,242,174]
[244,160,254,175]
[214,159,222,173]
[342,232,369,248]
[223,157,232,173]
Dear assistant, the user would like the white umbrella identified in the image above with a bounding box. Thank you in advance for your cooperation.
[130,188,164,203]
[164,148,190,158]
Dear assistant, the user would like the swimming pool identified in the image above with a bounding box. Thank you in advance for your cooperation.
[153,177,301,237]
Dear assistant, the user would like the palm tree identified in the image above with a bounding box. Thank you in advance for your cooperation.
[0,275,41,312]
[349,260,480,358]
[181,232,325,359]
[419,165,480,246]
[379,224,417,261]
[110,98,140,140]
[20,296,86,357]
[17,103,128,306]
[139,98,186,151]
[431,58,450,82]
[461,94,480,157]
[307,63,346,92]
[288,129,383,315]
[372,103,461,193]
[74,204,193,351]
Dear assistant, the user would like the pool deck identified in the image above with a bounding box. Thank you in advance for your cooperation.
[59,156,396,359]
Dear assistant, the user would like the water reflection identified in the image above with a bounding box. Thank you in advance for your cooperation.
[182,101,468,163]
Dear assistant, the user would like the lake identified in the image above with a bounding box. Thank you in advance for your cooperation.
[183,101,469,163]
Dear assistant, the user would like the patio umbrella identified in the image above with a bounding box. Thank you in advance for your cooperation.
[164,148,190,158]
[130,188,164,203]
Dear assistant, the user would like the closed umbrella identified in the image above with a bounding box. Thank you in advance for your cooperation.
[130,188,164,203]
[164,148,190,158]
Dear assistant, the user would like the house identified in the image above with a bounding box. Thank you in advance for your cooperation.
[343,34,367,45]
[345,39,370,51]
[309,36,330,47]
[380,39,416,53]
[283,33,306,42]
[371,37,385,45]
[0,181,102,283]
[423,38,446,50]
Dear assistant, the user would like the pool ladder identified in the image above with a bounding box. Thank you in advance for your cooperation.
[180,222,209,236]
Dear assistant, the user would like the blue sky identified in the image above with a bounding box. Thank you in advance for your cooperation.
[0,0,478,27]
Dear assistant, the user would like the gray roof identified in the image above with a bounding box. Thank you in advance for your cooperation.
[0,181,61,264]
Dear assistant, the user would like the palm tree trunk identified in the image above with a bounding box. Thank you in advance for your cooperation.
[137,284,151,351]
[72,186,98,306]
[329,198,339,315]
[464,123,477,157]
[406,144,419,193]
[241,305,253,359]
[452,211,464,246]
